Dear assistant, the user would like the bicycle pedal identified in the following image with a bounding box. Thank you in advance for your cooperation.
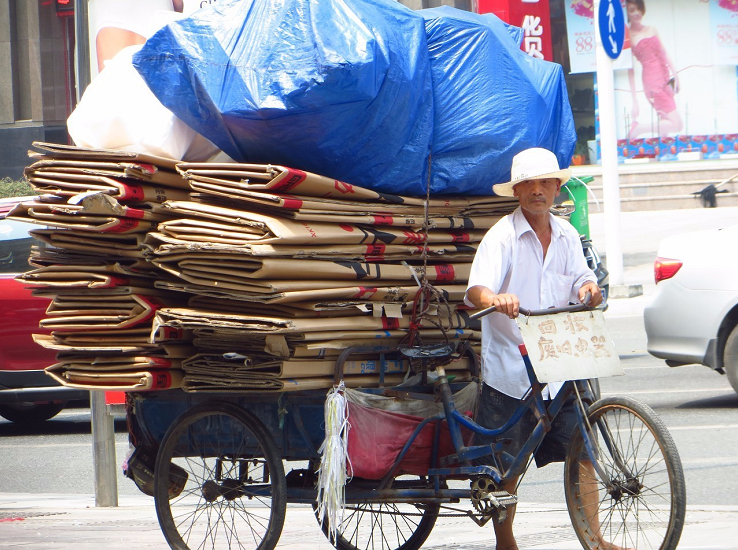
[489,491,517,507]
[471,477,518,518]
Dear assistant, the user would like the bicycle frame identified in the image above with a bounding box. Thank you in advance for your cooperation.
[375,303,621,497]
[377,346,577,491]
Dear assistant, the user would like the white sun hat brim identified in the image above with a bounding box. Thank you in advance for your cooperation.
[492,167,572,197]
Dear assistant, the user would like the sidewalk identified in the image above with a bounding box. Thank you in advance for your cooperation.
[1,492,737,549]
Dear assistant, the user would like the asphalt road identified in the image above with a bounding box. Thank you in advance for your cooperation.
[0,309,736,509]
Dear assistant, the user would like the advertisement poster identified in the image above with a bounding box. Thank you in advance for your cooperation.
[87,0,222,79]
[611,0,738,159]
[711,0,738,65]
[565,0,632,74]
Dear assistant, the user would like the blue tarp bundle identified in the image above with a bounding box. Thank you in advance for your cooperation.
[133,0,433,196]
[133,0,576,196]
[421,7,576,195]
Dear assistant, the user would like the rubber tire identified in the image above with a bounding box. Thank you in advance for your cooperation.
[564,396,686,550]
[154,401,286,550]
[722,324,738,395]
[0,402,66,424]
[318,500,439,550]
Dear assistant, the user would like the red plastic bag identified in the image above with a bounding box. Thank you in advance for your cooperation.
[347,400,471,479]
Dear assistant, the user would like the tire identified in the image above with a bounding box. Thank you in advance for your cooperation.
[0,401,66,424]
[564,396,686,550]
[587,379,601,401]
[154,401,286,550]
[318,500,439,550]
[722,324,738,395]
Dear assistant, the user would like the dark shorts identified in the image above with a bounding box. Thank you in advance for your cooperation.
[474,383,592,468]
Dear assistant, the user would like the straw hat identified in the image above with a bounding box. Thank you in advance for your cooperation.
[492,148,571,197]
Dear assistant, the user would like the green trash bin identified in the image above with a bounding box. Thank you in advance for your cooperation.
[563,176,593,239]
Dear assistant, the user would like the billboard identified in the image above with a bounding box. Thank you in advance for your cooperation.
[477,0,555,61]
[87,0,221,78]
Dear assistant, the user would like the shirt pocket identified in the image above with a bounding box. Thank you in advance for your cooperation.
[548,274,577,307]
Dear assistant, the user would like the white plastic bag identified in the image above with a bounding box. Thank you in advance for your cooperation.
[67,45,220,161]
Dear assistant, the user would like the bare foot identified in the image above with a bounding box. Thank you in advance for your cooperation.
[596,538,635,550]
[496,544,519,550]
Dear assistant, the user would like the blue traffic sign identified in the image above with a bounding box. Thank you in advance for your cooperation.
[598,0,625,59]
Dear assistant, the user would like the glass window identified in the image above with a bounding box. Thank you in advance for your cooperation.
[0,219,39,274]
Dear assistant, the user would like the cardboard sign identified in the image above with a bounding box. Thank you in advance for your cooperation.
[517,309,623,383]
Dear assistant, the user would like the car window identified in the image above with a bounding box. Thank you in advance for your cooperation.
[0,218,39,274]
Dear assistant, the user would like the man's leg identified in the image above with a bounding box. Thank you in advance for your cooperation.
[580,461,634,550]
[473,385,532,550]
[491,477,519,550]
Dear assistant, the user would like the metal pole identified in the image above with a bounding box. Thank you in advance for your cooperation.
[594,0,624,286]
[91,390,119,507]
[75,0,118,507]
[74,0,91,103]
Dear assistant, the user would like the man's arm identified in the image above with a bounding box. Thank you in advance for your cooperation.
[467,285,520,319]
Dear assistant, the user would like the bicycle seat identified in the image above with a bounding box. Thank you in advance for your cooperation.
[398,342,455,359]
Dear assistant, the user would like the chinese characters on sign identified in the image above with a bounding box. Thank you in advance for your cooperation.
[522,15,545,59]
[476,0,553,61]
[535,314,611,362]
[517,310,623,383]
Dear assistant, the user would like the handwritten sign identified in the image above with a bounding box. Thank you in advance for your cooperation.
[517,310,623,383]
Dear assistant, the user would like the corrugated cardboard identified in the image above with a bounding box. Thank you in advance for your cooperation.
[46,364,183,391]
[26,157,189,188]
[8,200,156,234]
[30,141,179,171]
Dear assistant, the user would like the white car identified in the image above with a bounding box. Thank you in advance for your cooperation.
[644,223,738,394]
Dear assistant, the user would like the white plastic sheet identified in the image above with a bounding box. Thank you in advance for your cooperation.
[67,45,220,162]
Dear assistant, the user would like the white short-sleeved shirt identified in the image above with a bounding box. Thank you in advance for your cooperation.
[465,207,597,399]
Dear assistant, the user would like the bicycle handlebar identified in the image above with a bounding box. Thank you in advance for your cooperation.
[469,291,592,321]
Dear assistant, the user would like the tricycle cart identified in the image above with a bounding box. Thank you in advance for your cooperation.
[126,301,687,550]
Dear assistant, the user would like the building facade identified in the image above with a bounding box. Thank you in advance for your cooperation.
[1,0,75,179]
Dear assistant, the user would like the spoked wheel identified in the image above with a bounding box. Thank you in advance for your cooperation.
[154,401,286,550]
[565,396,686,550]
[317,501,439,550]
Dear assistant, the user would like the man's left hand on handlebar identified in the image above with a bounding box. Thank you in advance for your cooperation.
[578,281,602,308]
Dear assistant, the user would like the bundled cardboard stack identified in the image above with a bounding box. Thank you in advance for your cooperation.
[12,143,517,393]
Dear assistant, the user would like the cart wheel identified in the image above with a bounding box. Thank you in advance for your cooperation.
[154,401,286,550]
[316,500,439,550]
[565,396,686,550]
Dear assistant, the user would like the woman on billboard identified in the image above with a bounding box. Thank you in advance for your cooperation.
[93,0,184,73]
[626,0,683,139]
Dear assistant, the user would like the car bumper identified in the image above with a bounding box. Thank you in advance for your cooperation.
[0,370,88,404]
[644,281,732,368]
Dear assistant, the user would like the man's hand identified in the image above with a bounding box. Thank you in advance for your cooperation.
[467,285,520,319]
[579,282,603,307]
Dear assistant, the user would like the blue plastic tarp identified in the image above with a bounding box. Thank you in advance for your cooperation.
[133,1,576,196]
[133,0,434,195]
[421,7,577,195]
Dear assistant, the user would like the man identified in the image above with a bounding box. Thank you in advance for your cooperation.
[465,147,603,550]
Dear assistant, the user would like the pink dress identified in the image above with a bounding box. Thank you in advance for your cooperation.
[632,34,676,115]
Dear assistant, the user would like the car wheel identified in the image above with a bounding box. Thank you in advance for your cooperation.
[723,325,738,395]
[0,402,67,424]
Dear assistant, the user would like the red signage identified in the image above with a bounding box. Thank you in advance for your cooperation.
[55,0,74,15]
[477,0,554,62]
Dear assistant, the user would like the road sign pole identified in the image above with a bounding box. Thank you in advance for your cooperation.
[595,0,624,286]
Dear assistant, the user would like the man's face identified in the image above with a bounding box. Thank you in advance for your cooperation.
[513,178,561,216]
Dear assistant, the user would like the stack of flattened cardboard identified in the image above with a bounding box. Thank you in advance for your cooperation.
[12,143,193,391]
[14,143,517,392]
[143,163,516,391]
